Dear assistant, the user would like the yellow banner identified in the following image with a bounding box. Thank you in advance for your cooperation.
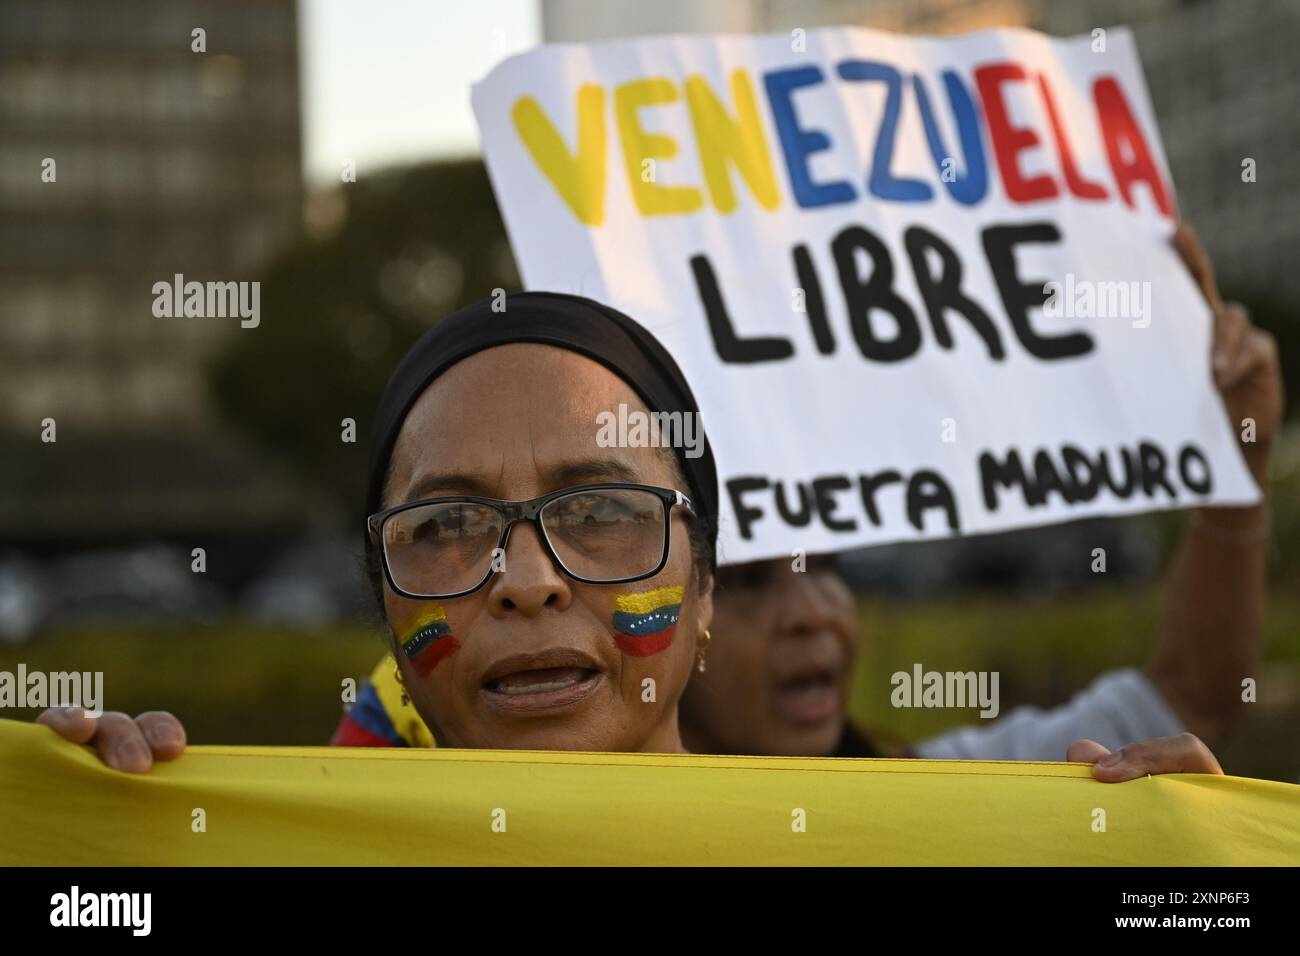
[2,719,1296,865]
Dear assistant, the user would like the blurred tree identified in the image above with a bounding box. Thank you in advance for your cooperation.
[208,160,519,524]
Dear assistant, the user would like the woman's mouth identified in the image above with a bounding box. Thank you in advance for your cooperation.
[771,669,841,726]
[479,651,604,714]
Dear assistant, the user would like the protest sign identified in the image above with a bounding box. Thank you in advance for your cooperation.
[472,27,1259,563]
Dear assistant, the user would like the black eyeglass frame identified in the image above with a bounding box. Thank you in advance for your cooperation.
[367,482,697,600]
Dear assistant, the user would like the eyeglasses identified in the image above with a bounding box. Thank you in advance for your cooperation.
[367,483,697,600]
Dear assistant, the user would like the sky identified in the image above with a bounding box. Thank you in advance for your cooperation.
[299,0,542,186]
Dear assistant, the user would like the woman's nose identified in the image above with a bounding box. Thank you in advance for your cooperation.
[772,572,850,638]
[487,522,572,617]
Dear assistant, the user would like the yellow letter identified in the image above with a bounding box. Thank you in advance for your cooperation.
[511,85,607,226]
[614,78,703,217]
[685,71,780,213]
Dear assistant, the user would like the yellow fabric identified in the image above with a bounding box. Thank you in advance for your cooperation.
[2,719,1297,866]
[368,655,436,748]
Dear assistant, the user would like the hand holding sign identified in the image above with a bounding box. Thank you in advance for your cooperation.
[1173,224,1284,479]
[473,27,1260,563]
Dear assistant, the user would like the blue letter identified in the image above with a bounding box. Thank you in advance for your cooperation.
[763,66,855,209]
[837,60,932,202]
[913,71,988,206]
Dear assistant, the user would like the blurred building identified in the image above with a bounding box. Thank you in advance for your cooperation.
[0,0,309,547]
[543,0,1300,299]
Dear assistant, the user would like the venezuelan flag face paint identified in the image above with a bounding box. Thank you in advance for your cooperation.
[399,605,461,677]
[611,585,683,657]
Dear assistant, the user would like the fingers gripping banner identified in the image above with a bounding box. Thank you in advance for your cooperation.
[2,721,1297,865]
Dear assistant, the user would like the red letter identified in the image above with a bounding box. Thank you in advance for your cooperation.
[1093,76,1173,217]
[1038,73,1107,200]
[974,62,1058,203]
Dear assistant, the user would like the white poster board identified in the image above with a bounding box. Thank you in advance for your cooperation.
[472,26,1258,563]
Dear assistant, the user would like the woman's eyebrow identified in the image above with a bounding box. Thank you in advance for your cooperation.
[403,472,498,500]
[547,458,642,487]
[400,459,640,502]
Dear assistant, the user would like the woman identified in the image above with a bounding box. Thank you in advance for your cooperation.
[37,292,1223,779]
[352,291,717,753]
[42,293,714,758]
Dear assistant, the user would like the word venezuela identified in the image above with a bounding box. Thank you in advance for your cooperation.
[513,59,1169,224]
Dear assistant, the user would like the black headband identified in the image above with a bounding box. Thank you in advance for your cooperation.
[365,291,718,567]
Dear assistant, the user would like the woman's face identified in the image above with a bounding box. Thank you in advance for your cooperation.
[380,343,711,753]
[680,557,857,757]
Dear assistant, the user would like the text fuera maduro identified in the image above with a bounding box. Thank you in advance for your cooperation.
[728,440,1215,541]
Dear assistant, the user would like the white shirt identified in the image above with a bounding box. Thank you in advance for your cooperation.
[914,668,1184,761]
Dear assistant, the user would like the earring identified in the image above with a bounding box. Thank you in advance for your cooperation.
[695,629,711,674]
[393,660,410,706]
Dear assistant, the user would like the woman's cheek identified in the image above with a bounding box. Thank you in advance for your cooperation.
[609,584,683,657]
[395,604,462,677]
